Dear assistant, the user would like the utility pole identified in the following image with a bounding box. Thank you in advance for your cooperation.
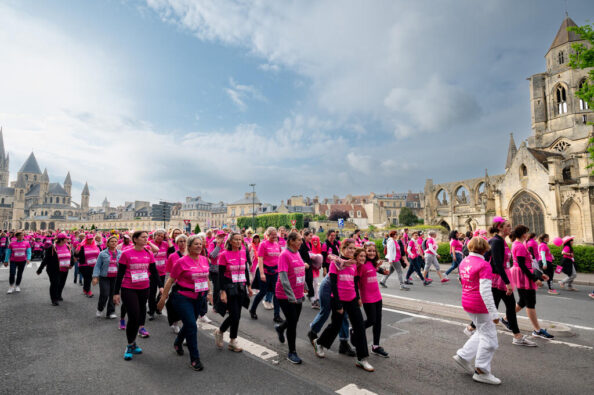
[250,183,256,230]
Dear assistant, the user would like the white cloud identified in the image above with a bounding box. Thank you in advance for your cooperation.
[258,63,280,73]
[225,77,266,111]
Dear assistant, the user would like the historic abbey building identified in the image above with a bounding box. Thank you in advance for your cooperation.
[424,16,594,244]
[0,129,90,231]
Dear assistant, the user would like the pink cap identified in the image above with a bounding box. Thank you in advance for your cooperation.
[85,233,94,240]
[562,236,574,245]
[492,216,506,223]
[552,237,563,247]
[216,230,226,236]
[56,233,67,239]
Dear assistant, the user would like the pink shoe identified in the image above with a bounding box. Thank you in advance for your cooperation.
[441,278,450,283]
[547,289,559,295]
[426,278,433,282]
[119,319,126,330]
[138,327,150,338]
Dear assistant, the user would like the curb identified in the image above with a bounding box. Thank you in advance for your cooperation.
[381,293,574,337]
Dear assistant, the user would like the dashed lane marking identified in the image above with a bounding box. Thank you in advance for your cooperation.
[336,384,377,395]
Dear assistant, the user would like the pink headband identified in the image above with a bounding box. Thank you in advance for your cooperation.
[493,216,505,224]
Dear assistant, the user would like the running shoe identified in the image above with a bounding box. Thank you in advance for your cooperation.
[311,301,320,309]
[307,330,318,345]
[131,343,143,354]
[463,327,474,337]
[423,280,431,286]
[198,315,212,324]
[108,314,117,319]
[228,338,243,352]
[404,281,413,285]
[171,324,180,334]
[190,359,204,371]
[371,346,389,358]
[119,320,126,330]
[174,342,184,356]
[313,341,326,358]
[15,286,21,292]
[124,345,134,361]
[287,352,302,364]
[51,301,59,306]
[273,315,284,324]
[356,358,374,372]
[96,310,102,318]
[500,317,511,332]
[249,311,258,320]
[86,291,93,298]
[399,285,410,291]
[452,354,474,374]
[547,289,559,295]
[512,335,537,347]
[138,327,150,338]
[263,301,274,310]
[339,340,356,357]
[532,329,554,340]
[426,278,433,283]
[6,287,14,294]
[214,329,224,349]
[441,278,450,283]
[472,372,501,385]
[148,314,155,321]
[589,292,594,300]
[275,324,285,344]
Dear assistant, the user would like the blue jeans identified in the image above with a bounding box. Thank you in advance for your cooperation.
[251,272,280,317]
[73,261,83,283]
[265,291,273,303]
[405,256,425,281]
[171,291,204,361]
[445,252,463,276]
[310,276,349,340]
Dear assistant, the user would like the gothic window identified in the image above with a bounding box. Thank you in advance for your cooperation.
[553,140,570,153]
[555,85,568,115]
[579,80,589,110]
[558,51,564,64]
[455,186,469,204]
[436,189,448,206]
[562,167,573,181]
[510,192,545,236]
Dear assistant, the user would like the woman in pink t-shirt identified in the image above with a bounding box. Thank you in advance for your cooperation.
[251,227,282,321]
[158,235,211,371]
[113,231,162,361]
[453,237,502,385]
[274,231,306,364]
[558,236,577,291]
[314,241,374,372]
[445,230,464,278]
[77,234,101,297]
[359,242,389,358]
[537,234,557,294]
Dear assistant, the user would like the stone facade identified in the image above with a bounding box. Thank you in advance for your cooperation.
[424,17,594,244]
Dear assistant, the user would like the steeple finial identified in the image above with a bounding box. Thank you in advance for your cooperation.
[505,133,517,170]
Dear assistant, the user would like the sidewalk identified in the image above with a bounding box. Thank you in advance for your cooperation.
[574,272,594,287]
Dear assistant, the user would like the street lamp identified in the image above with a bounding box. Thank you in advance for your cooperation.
[249,183,256,231]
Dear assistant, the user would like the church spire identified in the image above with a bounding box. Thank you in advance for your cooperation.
[549,15,580,51]
[505,133,517,170]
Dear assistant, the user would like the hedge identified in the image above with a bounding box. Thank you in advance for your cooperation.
[236,213,304,230]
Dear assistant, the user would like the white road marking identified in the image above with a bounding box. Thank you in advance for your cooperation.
[382,292,594,331]
[336,384,377,395]
[382,307,593,350]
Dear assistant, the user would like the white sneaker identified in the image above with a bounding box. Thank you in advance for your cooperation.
[399,285,410,291]
[214,329,224,349]
[7,286,14,294]
[15,286,21,292]
[512,335,537,347]
[199,315,212,324]
[356,358,375,372]
[452,354,474,374]
[96,310,102,318]
[170,324,180,334]
[108,314,118,319]
[314,341,325,358]
[263,301,273,310]
[472,372,501,385]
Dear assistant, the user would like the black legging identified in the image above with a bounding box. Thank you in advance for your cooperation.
[470,288,520,334]
[220,293,244,339]
[278,299,303,353]
[48,270,68,302]
[317,299,369,360]
[9,261,26,286]
[405,257,425,281]
[79,266,93,293]
[363,300,382,346]
[121,287,149,344]
[148,275,166,315]
[305,266,314,298]
[541,261,555,289]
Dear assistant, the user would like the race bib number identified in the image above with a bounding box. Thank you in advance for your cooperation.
[367,276,377,283]
[131,271,148,283]
[156,259,165,267]
[14,252,25,257]
[232,272,246,283]
[194,281,209,292]
[108,266,118,274]
[59,260,70,268]
[87,258,97,266]
[296,275,305,285]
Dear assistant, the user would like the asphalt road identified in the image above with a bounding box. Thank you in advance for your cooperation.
[1,262,593,394]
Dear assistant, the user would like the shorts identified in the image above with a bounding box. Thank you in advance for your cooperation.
[423,254,440,272]
[517,288,536,309]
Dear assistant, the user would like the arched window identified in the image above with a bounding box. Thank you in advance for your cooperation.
[510,192,545,236]
[436,189,449,206]
[579,80,590,110]
[558,51,564,64]
[556,85,568,115]
[519,164,528,179]
[455,186,470,204]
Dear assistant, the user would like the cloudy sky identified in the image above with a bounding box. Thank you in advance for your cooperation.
[0,0,592,206]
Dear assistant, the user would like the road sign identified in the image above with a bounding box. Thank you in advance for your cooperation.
[183,219,191,225]
[291,220,297,226]
[337,218,344,228]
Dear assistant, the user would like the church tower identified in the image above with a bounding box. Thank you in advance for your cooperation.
[12,175,26,228]
[64,171,72,196]
[40,168,49,198]
[527,15,593,155]
[0,127,10,188]
[81,182,90,211]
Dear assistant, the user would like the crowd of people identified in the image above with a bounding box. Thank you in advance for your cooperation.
[1,221,591,383]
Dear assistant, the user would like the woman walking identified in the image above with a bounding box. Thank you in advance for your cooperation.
[92,236,121,319]
[36,233,73,305]
[445,230,463,278]
[557,236,577,291]
[77,233,101,298]
[538,234,558,295]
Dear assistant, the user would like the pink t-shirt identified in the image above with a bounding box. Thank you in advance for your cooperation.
[512,241,536,290]
[170,255,209,299]
[106,250,119,278]
[166,251,183,274]
[562,245,574,261]
[275,249,305,300]
[81,244,100,267]
[278,238,287,249]
[152,241,168,276]
[407,240,420,259]
[459,255,493,314]
[119,248,155,290]
[258,240,281,274]
[56,244,72,273]
[329,261,357,302]
[538,242,553,263]
[525,239,539,260]
[424,237,437,255]
[357,261,382,304]
[450,239,463,253]
[218,250,248,284]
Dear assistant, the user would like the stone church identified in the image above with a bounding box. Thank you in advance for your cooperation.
[0,129,90,231]
[424,16,594,244]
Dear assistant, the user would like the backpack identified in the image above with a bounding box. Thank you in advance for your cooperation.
[462,239,470,257]
[421,239,428,251]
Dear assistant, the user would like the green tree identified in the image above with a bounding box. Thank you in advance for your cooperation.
[398,207,419,226]
[568,23,594,172]
[91,224,96,230]
[194,224,201,234]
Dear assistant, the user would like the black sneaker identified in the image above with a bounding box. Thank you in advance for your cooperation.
[190,359,204,371]
[339,340,356,357]
[174,342,184,356]
[250,311,258,320]
[379,282,387,288]
[500,317,511,332]
[287,352,302,364]
[51,301,59,306]
[57,297,63,301]
[273,315,284,324]
[275,324,285,344]
[307,330,318,345]
[372,346,389,358]
[148,314,155,321]
[423,280,431,286]
[404,281,413,285]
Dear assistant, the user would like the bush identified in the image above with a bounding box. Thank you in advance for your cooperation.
[236,213,304,230]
